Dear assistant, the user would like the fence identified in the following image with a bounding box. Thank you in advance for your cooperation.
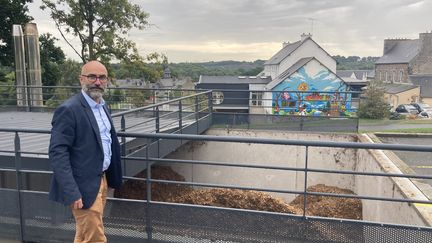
[0,85,360,132]
[0,129,432,242]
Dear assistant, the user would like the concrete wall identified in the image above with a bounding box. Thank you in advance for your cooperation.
[165,129,431,226]
[357,134,431,226]
[167,129,357,202]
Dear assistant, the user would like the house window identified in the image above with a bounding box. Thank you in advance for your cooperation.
[400,70,404,82]
[379,71,382,81]
[385,71,388,82]
[251,92,263,106]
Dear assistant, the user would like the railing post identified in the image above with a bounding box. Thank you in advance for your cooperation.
[14,132,25,241]
[303,146,309,219]
[152,90,156,117]
[179,100,183,134]
[145,146,153,241]
[195,95,199,134]
[121,115,126,177]
[207,91,213,117]
[155,107,160,157]
[26,84,31,112]
[300,115,304,131]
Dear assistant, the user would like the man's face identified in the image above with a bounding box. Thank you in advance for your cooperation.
[80,62,109,101]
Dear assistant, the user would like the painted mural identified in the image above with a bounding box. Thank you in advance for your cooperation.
[272,66,354,117]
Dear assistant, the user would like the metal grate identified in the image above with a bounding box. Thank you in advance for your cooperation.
[1,190,432,242]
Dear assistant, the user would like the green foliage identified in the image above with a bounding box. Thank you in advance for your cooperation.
[333,55,379,70]
[112,52,167,82]
[163,60,265,81]
[0,68,17,105]
[57,59,82,86]
[40,33,66,102]
[357,81,391,119]
[45,59,81,107]
[0,0,33,66]
[126,88,152,108]
[41,0,149,63]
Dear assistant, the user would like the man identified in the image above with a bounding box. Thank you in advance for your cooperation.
[49,60,122,242]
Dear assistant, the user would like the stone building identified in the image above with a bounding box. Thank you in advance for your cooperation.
[375,32,432,82]
[374,32,432,106]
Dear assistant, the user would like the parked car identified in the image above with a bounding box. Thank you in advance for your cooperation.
[410,103,432,118]
[394,104,419,116]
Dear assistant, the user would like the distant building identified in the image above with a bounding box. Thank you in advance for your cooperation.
[197,76,271,113]
[336,70,373,96]
[197,34,354,116]
[374,32,432,106]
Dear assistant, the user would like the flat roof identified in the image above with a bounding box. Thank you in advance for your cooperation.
[0,111,190,158]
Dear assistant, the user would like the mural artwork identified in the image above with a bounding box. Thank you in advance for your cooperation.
[272,67,354,117]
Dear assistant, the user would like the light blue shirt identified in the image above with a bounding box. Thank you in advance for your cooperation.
[81,90,112,172]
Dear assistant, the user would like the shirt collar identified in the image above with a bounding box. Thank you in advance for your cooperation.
[81,90,105,108]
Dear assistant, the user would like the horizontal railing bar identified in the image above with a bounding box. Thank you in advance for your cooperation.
[112,90,212,117]
[139,157,432,180]
[129,178,432,205]
[117,132,432,152]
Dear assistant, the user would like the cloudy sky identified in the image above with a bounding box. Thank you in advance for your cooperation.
[28,0,432,63]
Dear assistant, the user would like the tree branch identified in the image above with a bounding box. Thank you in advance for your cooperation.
[53,20,84,63]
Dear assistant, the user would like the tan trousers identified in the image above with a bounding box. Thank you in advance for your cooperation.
[72,174,108,243]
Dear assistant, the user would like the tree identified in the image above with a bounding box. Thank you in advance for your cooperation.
[41,0,149,63]
[357,80,391,119]
[0,0,33,67]
[0,66,17,105]
[114,52,167,82]
[40,33,66,87]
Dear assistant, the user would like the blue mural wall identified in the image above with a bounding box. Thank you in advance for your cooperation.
[272,66,353,116]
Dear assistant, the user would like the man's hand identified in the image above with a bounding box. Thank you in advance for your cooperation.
[71,198,83,209]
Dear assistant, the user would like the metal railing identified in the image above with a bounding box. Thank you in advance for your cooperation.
[0,128,432,242]
[0,85,360,132]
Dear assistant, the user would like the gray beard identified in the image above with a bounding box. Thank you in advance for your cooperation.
[82,85,104,101]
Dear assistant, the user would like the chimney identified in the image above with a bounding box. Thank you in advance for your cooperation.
[282,41,290,48]
[12,24,28,107]
[301,33,312,42]
[24,23,43,107]
[419,32,432,52]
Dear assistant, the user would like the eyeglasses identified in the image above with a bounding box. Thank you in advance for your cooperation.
[81,74,108,82]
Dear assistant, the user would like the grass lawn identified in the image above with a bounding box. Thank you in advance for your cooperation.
[360,128,432,133]
[359,118,432,125]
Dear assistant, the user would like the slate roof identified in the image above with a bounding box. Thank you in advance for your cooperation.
[266,57,313,89]
[198,75,271,84]
[409,75,432,98]
[340,77,369,86]
[376,39,420,64]
[336,70,374,80]
[159,78,175,88]
[383,83,419,94]
[264,40,302,65]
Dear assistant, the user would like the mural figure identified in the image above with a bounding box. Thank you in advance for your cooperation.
[272,67,354,117]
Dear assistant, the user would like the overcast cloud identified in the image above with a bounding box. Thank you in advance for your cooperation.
[28,0,432,62]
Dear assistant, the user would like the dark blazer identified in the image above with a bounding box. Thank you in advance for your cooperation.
[49,92,122,209]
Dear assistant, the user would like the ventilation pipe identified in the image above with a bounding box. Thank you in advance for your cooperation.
[12,24,28,107]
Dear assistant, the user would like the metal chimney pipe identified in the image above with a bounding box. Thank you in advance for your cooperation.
[24,23,43,107]
[12,24,28,107]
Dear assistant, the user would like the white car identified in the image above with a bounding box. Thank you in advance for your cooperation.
[411,103,432,118]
